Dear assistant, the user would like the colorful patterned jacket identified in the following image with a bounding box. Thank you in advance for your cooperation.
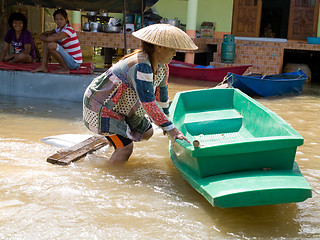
[83,52,174,138]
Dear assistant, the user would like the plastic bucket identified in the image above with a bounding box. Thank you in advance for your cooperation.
[126,14,135,24]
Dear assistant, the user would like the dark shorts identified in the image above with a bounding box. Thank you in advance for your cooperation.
[106,134,133,149]
[106,124,152,149]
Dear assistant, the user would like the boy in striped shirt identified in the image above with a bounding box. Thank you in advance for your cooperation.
[32,8,82,74]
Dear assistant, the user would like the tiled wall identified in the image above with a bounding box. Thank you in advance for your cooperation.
[208,39,319,75]
[192,38,317,75]
[78,31,207,53]
[212,42,284,75]
[77,31,319,75]
[77,32,142,49]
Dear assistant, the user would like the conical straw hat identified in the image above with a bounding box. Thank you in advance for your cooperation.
[132,24,198,51]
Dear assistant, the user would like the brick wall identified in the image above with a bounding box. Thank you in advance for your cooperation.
[76,31,320,75]
[77,32,142,49]
[212,41,284,75]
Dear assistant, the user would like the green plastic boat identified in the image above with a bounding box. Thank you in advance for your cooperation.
[168,88,312,208]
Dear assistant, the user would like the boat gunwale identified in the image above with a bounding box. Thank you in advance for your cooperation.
[170,89,303,139]
[227,71,307,97]
[231,73,308,82]
[169,60,252,71]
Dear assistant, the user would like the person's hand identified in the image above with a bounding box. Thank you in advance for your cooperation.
[38,33,49,41]
[38,35,45,41]
[167,128,190,144]
[3,55,14,62]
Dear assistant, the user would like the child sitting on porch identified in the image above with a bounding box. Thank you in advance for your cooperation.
[0,12,36,63]
[32,8,82,74]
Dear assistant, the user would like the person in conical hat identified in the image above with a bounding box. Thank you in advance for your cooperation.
[83,24,198,164]
[132,23,198,51]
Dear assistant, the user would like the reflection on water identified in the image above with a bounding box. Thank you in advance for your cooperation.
[0,79,319,239]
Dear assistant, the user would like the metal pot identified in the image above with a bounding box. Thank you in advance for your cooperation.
[108,18,120,26]
[90,22,102,32]
[82,22,91,31]
[99,12,108,17]
[161,18,180,27]
[102,24,121,33]
[86,11,97,17]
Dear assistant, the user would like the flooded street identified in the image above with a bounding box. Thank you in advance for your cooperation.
[0,77,319,239]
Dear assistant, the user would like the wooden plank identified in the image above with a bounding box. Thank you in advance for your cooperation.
[47,135,109,165]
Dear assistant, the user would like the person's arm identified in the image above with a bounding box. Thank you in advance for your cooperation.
[133,63,190,143]
[43,32,69,42]
[38,29,64,42]
[155,64,170,115]
[21,31,33,55]
[0,42,9,62]
[22,43,31,55]
[134,63,174,129]
[37,29,55,40]
[156,64,190,143]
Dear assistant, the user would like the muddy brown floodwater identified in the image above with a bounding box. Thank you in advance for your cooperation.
[0,77,319,239]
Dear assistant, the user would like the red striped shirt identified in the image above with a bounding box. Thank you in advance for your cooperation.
[55,24,82,63]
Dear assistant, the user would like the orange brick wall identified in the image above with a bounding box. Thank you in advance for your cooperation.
[77,31,320,75]
[77,32,142,49]
[213,43,284,75]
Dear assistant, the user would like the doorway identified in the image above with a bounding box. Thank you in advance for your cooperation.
[232,0,319,40]
[259,0,290,38]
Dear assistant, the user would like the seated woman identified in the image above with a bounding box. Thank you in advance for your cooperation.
[32,8,82,74]
[0,12,36,63]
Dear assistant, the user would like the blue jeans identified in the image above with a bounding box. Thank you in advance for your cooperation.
[56,44,81,70]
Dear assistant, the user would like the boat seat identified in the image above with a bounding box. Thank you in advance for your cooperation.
[184,109,243,136]
[193,129,254,146]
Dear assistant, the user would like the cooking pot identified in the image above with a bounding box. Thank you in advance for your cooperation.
[161,18,180,27]
[90,22,102,32]
[82,22,91,31]
[87,11,97,17]
[99,12,108,17]
[102,24,121,33]
[108,18,120,26]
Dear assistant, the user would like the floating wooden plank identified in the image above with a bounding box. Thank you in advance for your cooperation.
[47,135,109,165]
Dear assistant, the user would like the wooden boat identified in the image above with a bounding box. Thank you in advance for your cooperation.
[168,88,312,208]
[169,60,251,82]
[227,71,308,97]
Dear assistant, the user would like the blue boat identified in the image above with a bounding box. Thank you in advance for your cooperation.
[227,70,308,97]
